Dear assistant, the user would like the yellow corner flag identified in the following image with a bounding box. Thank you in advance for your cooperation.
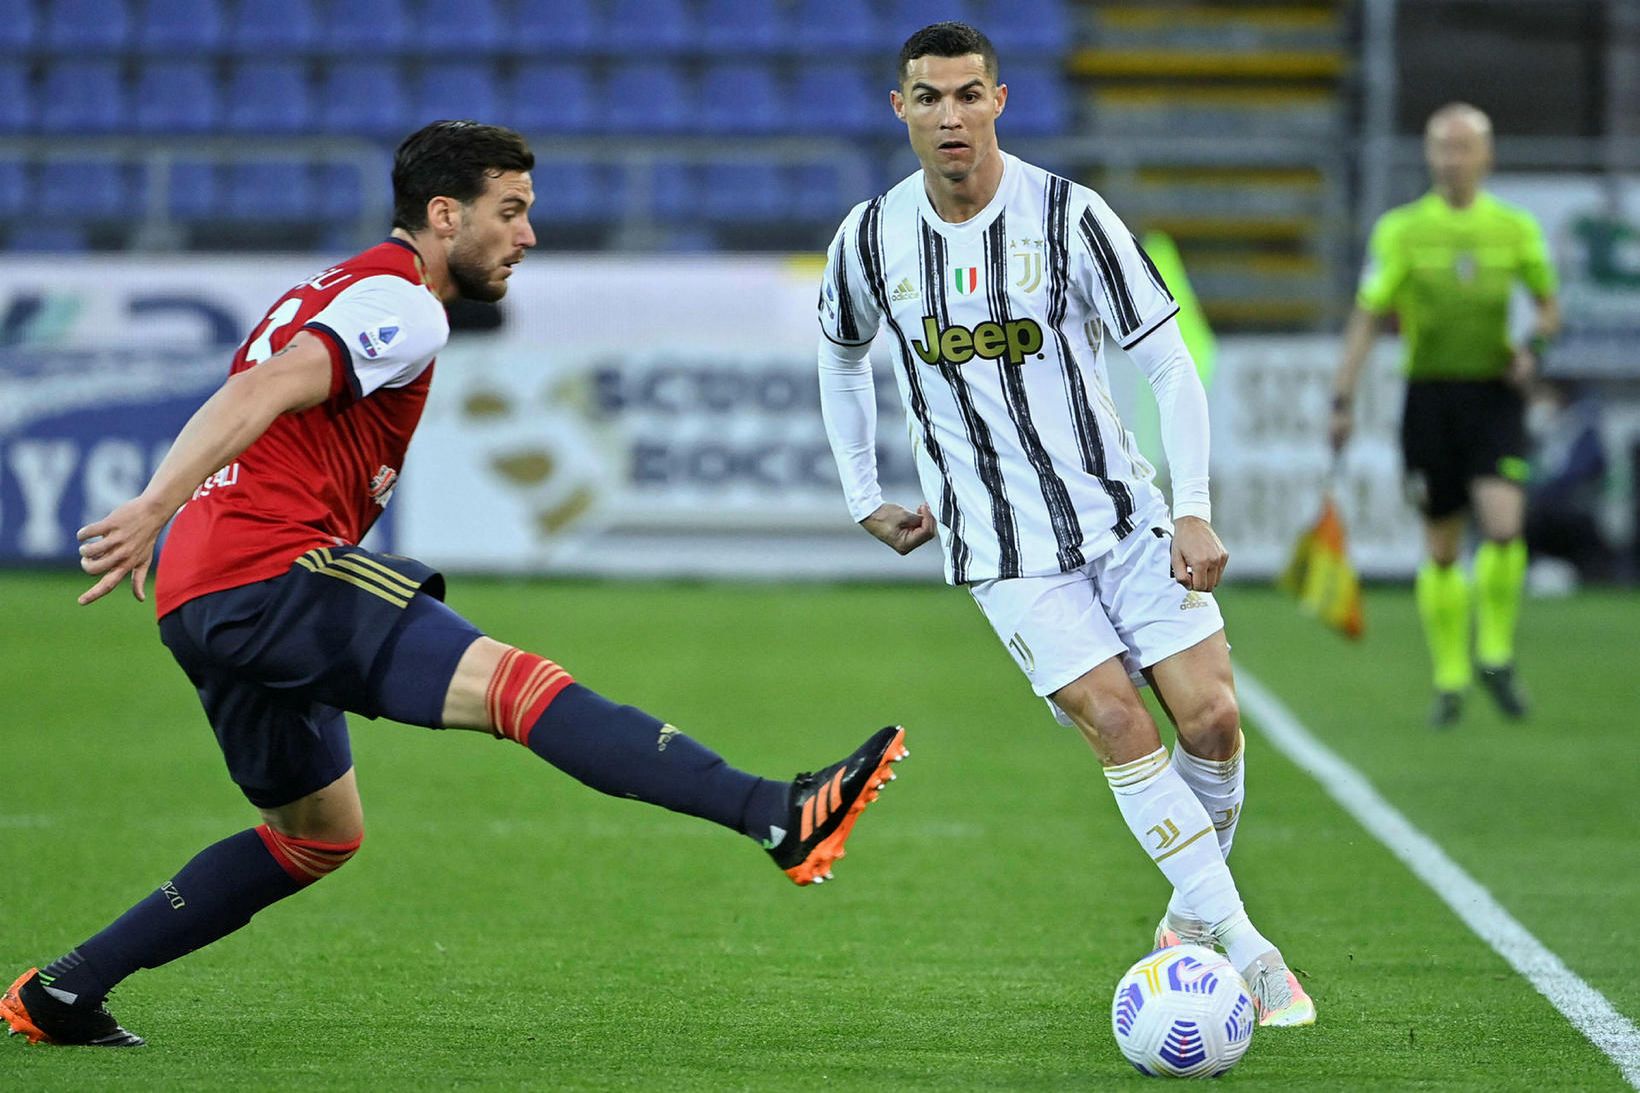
[1279,493,1365,639]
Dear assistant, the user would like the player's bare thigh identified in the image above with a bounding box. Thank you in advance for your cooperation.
[260,768,363,843]
[1471,475,1525,541]
[1051,657,1164,766]
[1143,631,1239,761]
[441,635,513,731]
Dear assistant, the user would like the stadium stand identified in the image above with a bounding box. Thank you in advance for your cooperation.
[222,61,315,135]
[135,0,225,53]
[1,0,1082,273]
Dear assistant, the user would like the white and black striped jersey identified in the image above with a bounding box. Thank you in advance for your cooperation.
[819,153,1182,584]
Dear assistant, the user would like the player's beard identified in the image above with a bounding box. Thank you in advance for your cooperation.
[447,238,506,303]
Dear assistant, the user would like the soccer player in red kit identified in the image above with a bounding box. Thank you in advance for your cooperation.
[2,122,907,1048]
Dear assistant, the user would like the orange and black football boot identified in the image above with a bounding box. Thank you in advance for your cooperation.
[766,725,908,886]
[2,969,145,1047]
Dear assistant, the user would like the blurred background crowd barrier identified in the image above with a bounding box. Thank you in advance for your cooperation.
[3,0,1637,583]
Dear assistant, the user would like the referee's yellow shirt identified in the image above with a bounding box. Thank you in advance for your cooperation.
[1358,191,1557,381]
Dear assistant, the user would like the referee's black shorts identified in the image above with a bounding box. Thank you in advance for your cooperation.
[1399,378,1529,519]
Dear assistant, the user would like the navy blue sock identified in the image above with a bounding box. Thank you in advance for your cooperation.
[40,829,303,1006]
[525,684,788,842]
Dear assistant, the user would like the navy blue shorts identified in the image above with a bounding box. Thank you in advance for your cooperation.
[158,546,485,810]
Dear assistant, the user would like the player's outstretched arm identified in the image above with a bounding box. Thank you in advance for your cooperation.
[76,335,334,606]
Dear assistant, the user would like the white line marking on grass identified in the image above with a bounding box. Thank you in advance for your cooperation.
[1236,668,1640,1090]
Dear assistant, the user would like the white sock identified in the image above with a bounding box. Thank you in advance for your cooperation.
[1166,733,1246,924]
[1218,915,1280,977]
[1104,747,1247,930]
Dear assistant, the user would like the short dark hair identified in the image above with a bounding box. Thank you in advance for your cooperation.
[391,120,535,232]
[897,22,999,86]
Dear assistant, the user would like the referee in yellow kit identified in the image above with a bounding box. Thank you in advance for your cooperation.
[1330,102,1560,728]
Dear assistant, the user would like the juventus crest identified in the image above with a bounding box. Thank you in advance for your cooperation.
[1011,237,1044,293]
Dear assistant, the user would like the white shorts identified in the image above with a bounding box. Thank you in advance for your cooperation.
[969,521,1226,726]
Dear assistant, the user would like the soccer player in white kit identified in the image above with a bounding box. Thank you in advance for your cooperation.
[816,22,1315,1027]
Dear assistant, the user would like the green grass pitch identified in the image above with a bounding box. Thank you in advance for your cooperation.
[2,571,1635,1089]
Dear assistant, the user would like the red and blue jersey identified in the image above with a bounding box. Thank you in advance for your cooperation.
[154,239,449,617]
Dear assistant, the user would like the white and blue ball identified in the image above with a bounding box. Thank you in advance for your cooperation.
[1110,944,1255,1079]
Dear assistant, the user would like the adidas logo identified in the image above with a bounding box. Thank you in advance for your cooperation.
[1180,590,1209,611]
[890,277,920,302]
[799,768,847,840]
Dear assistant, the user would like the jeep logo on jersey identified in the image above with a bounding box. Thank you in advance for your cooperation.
[910,316,1045,366]
[357,323,401,360]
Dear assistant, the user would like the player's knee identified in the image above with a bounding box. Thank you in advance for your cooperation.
[1179,689,1241,755]
[256,823,364,886]
[1061,688,1153,751]
[483,645,576,744]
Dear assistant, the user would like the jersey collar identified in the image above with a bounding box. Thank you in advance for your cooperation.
[917,151,1018,238]
[383,236,430,285]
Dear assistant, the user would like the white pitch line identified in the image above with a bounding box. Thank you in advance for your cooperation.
[1236,668,1640,1090]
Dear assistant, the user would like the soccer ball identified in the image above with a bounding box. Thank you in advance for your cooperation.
[1110,944,1255,1078]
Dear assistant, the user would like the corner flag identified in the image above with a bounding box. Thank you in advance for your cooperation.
[1279,488,1365,639]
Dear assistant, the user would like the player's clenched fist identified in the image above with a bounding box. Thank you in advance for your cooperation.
[862,502,937,556]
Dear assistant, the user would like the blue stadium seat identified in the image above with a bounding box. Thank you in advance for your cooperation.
[8,225,91,252]
[698,62,781,136]
[37,160,128,219]
[510,0,600,55]
[791,0,880,54]
[0,0,38,54]
[166,161,220,222]
[507,62,596,135]
[37,61,126,134]
[883,0,968,42]
[43,0,129,52]
[978,0,1071,55]
[602,63,691,135]
[317,62,409,138]
[135,0,223,53]
[0,64,32,134]
[0,160,26,218]
[228,0,318,53]
[221,162,317,222]
[541,159,608,223]
[413,63,499,125]
[319,0,408,56]
[789,163,852,224]
[699,0,782,54]
[223,61,313,135]
[414,0,503,53]
[132,61,220,135]
[998,70,1070,137]
[605,0,692,54]
[699,162,787,224]
[647,161,696,223]
[315,162,366,222]
[790,61,883,137]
